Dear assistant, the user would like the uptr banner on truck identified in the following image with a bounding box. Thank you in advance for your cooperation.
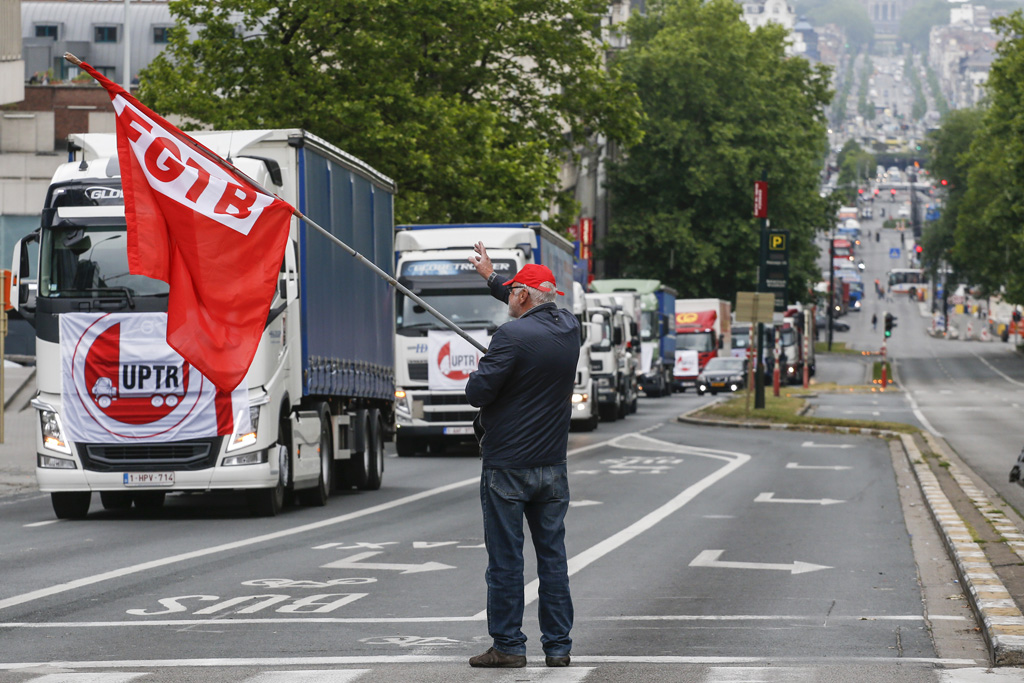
[674,349,700,378]
[427,329,489,391]
[60,313,249,443]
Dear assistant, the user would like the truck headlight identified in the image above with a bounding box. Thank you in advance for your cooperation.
[226,405,261,452]
[40,410,71,454]
[571,392,588,404]
[395,388,412,414]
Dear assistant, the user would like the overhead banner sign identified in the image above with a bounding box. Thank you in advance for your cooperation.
[60,312,249,443]
[427,329,489,391]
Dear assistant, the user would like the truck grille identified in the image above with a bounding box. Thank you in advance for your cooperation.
[413,392,477,423]
[78,439,220,472]
[407,361,428,381]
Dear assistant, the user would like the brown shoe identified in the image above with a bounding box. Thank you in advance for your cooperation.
[469,647,527,668]
[545,654,571,667]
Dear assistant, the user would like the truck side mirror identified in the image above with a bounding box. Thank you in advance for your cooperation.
[11,231,39,317]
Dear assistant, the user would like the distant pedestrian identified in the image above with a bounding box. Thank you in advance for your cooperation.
[872,313,878,331]
[466,245,578,669]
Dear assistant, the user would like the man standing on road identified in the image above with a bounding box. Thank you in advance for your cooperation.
[465,242,579,669]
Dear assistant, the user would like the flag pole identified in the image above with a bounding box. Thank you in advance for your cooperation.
[63,52,488,355]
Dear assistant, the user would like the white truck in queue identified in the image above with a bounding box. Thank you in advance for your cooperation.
[570,282,600,431]
[392,223,576,456]
[584,292,639,420]
[12,129,396,519]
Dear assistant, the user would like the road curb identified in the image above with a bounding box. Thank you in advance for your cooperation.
[675,408,901,438]
[900,434,1024,666]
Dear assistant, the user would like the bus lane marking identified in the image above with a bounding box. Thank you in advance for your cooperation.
[0,433,630,614]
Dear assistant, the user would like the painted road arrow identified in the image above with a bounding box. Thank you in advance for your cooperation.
[801,441,855,449]
[689,549,832,575]
[786,462,853,471]
[755,492,845,505]
[321,551,455,574]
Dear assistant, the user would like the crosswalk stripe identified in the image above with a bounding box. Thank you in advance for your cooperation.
[23,675,148,683]
[245,670,371,683]
[704,667,814,682]
[486,669,594,682]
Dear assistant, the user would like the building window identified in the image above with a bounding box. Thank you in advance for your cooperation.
[94,26,118,43]
[35,25,58,40]
[153,26,171,44]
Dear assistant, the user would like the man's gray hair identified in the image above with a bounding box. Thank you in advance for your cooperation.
[526,282,557,305]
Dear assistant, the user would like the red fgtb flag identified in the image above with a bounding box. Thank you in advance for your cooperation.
[76,59,294,392]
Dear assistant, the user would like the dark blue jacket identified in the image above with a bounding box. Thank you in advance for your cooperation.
[465,278,580,469]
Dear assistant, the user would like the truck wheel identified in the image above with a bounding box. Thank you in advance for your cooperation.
[248,442,288,517]
[100,491,133,511]
[598,402,618,422]
[133,491,166,510]
[583,412,599,431]
[301,404,333,506]
[356,409,384,491]
[51,492,91,520]
[396,436,418,457]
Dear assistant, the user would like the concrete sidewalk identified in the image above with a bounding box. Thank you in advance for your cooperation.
[0,361,38,494]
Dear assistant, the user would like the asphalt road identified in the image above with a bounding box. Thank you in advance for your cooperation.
[0,379,1001,681]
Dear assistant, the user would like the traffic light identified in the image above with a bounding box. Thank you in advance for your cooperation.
[884,312,897,337]
[941,179,948,186]
[915,244,923,254]
[890,188,897,195]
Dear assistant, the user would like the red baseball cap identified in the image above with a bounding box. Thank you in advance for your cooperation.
[502,264,565,295]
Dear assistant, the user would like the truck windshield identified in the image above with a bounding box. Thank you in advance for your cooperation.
[39,226,169,298]
[641,311,657,341]
[676,332,713,352]
[397,289,507,331]
[780,329,796,347]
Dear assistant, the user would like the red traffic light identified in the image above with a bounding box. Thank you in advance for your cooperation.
[940,179,948,186]
[890,188,897,195]
[915,244,923,254]
[873,188,879,195]
[858,188,864,194]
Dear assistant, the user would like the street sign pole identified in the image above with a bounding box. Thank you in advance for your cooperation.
[754,174,768,410]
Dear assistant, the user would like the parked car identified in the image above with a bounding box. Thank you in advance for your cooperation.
[815,313,850,332]
[696,357,748,395]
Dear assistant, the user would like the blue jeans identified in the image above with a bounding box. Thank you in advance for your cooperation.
[480,464,573,657]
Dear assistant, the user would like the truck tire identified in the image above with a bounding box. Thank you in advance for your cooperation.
[100,491,133,511]
[248,436,289,518]
[300,404,333,506]
[355,409,384,491]
[583,412,599,431]
[51,492,91,520]
[599,401,618,422]
[133,491,166,510]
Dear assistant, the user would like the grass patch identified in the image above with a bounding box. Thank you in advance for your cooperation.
[695,391,919,433]
[871,361,895,387]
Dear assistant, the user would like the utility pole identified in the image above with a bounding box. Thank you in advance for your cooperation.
[755,172,768,409]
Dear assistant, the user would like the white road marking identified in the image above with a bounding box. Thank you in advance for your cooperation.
[892,364,943,436]
[568,500,602,507]
[23,520,61,527]
[689,549,831,575]
[0,433,628,613]
[970,349,1024,388]
[755,492,845,505]
[492,435,750,618]
[246,671,370,683]
[786,463,852,471]
[939,668,1024,682]
[0,656,981,670]
[705,667,814,682]
[412,542,459,549]
[321,551,454,574]
[800,441,855,449]
[23,675,147,683]
[0,613,968,628]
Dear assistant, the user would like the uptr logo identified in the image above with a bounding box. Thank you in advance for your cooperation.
[676,312,699,325]
[436,341,478,380]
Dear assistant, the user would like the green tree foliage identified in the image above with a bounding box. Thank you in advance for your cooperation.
[922,108,982,277]
[836,139,875,199]
[605,0,832,300]
[957,12,1024,299]
[138,0,643,225]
